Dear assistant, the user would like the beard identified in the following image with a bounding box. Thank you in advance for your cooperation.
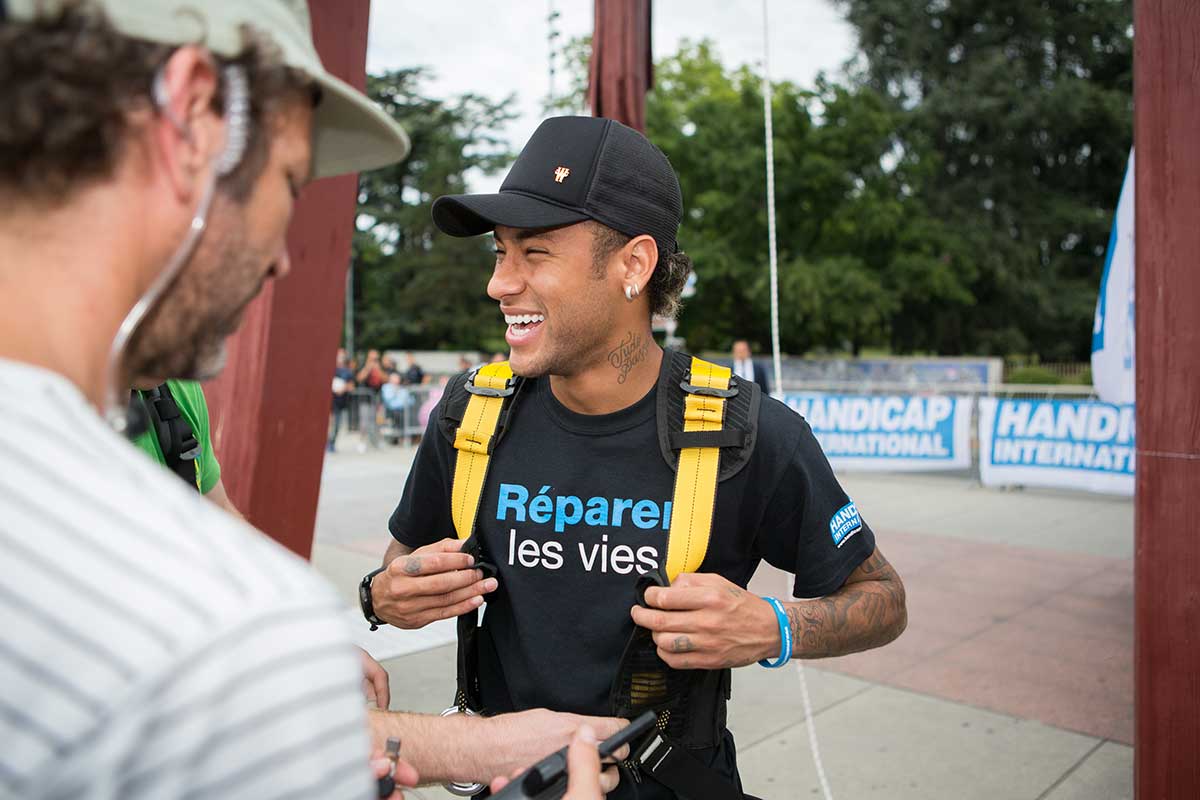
[123,197,271,384]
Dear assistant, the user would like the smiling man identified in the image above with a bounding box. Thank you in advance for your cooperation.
[369,116,908,798]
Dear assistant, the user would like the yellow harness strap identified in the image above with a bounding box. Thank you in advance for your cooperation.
[664,357,730,581]
[448,356,730,580]
[450,361,515,539]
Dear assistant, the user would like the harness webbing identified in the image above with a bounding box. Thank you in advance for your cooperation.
[450,361,514,539]
[664,356,730,580]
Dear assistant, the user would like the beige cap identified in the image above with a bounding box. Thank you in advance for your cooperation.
[5,0,409,178]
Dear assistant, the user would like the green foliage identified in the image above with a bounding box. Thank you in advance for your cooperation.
[645,42,964,355]
[834,0,1133,359]
[351,68,515,351]
[1006,365,1062,384]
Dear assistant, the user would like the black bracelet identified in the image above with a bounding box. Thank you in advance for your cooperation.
[359,566,387,631]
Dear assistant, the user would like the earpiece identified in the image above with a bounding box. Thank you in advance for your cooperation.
[214,65,249,176]
[150,59,249,177]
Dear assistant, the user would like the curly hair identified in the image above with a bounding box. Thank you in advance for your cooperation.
[589,221,691,319]
[0,1,312,206]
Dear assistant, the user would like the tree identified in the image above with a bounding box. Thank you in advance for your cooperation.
[645,42,957,355]
[834,0,1133,359]
[351,68,515,353]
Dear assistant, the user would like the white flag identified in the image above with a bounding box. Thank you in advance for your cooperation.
[1091,149,1135,405]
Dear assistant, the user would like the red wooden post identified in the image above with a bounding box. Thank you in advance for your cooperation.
[203,0,370,558]
[1134,2,1200,796]
[588,0,653,131]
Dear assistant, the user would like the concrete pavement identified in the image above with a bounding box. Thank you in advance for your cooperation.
[312,435,1133,799]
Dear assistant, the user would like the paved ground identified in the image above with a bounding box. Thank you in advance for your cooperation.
[313,433,1134,799]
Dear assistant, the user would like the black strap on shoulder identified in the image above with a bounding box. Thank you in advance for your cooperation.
[141,383,201,491]
[656,349,759,482]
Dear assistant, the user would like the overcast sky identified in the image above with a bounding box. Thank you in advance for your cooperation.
[366,0,858,191]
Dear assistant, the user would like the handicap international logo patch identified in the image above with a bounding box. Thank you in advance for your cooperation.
[829,502,862,548]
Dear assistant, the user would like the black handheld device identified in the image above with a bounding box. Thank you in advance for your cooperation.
[490,711,657,800]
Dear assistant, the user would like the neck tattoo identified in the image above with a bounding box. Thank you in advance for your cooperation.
[608,331,649,385]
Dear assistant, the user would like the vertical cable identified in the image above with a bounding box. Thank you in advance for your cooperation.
[761,0,784,397]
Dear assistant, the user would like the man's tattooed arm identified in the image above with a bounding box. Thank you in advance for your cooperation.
[784,548,907,658]
[607,331,649,384]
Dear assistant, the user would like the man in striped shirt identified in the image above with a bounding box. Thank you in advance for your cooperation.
[0,1,620,798]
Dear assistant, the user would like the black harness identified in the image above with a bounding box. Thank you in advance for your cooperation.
[136,383,202,491]
[438,350,761,799]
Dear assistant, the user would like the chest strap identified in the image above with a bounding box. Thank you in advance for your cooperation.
[450,361,516,540]
[663,356,732,580]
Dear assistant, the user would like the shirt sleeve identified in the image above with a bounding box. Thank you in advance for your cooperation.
[43,599,373,800]
[189,382,221,495]
[756,418,876,598]
[388,402,455,549]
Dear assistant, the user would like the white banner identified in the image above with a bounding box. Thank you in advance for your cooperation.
[784,393,973,472]
[978,398,1135,496]
[1091,148,1135,405]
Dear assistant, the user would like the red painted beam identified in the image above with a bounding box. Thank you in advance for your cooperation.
[204,0,370,558]
[1134,2,1200,797]
[588,0,653,131]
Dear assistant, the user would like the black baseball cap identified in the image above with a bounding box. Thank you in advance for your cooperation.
[432,116,683,257]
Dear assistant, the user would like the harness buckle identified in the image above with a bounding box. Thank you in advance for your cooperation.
[465,369,517,398]
[634,731,673,772]
[679,373,739,398]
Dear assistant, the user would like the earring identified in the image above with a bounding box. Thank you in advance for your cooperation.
[625,284,640,302]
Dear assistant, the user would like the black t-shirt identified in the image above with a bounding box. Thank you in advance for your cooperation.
[388,356,875,799]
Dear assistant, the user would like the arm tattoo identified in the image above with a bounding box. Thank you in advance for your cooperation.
[786,549,907,658]
[608,331,649,385]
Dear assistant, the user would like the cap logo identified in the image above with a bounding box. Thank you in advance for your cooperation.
[553,166,571,183]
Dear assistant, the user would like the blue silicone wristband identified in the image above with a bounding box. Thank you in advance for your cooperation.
[758,596,792,668]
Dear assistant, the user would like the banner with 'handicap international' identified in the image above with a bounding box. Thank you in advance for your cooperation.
[783,393,973,472]
[978,398,1135,496]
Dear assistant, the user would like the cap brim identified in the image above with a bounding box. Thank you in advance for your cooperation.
[309,71,410,179]
[432,192,591,237]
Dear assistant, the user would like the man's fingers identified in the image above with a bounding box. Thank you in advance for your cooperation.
[416,594,487,625]
[388,551,476,578]
[643,585,717,611]
[630,605,704,633]
[599,765,621,794]
[371,667,391,710]
[417,537,468,555]
[564,725,602,800]
[409,567,487,595]
[577,714,627,741]
[405,578,496,612]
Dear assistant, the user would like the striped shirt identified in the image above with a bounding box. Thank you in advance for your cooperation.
[0,359,373,800]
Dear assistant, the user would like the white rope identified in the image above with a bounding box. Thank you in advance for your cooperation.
[795,659,835,800]
[761,0,784,398]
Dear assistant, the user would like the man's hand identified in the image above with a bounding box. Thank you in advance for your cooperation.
[630,572,778,669]
[481,709,627,783]
[488,724,620,799]
[370,747,419,799]
[358,647,390,709]
[367,708,627,787]
[372,538,497,629]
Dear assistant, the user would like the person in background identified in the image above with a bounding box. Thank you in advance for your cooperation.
[381,372,411,430]
[731,339,771,394]
[381,353,398,377]
[403,352,425,385]
[358,348,387,392]
[330,347,355,453]
[131,377,241,515]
